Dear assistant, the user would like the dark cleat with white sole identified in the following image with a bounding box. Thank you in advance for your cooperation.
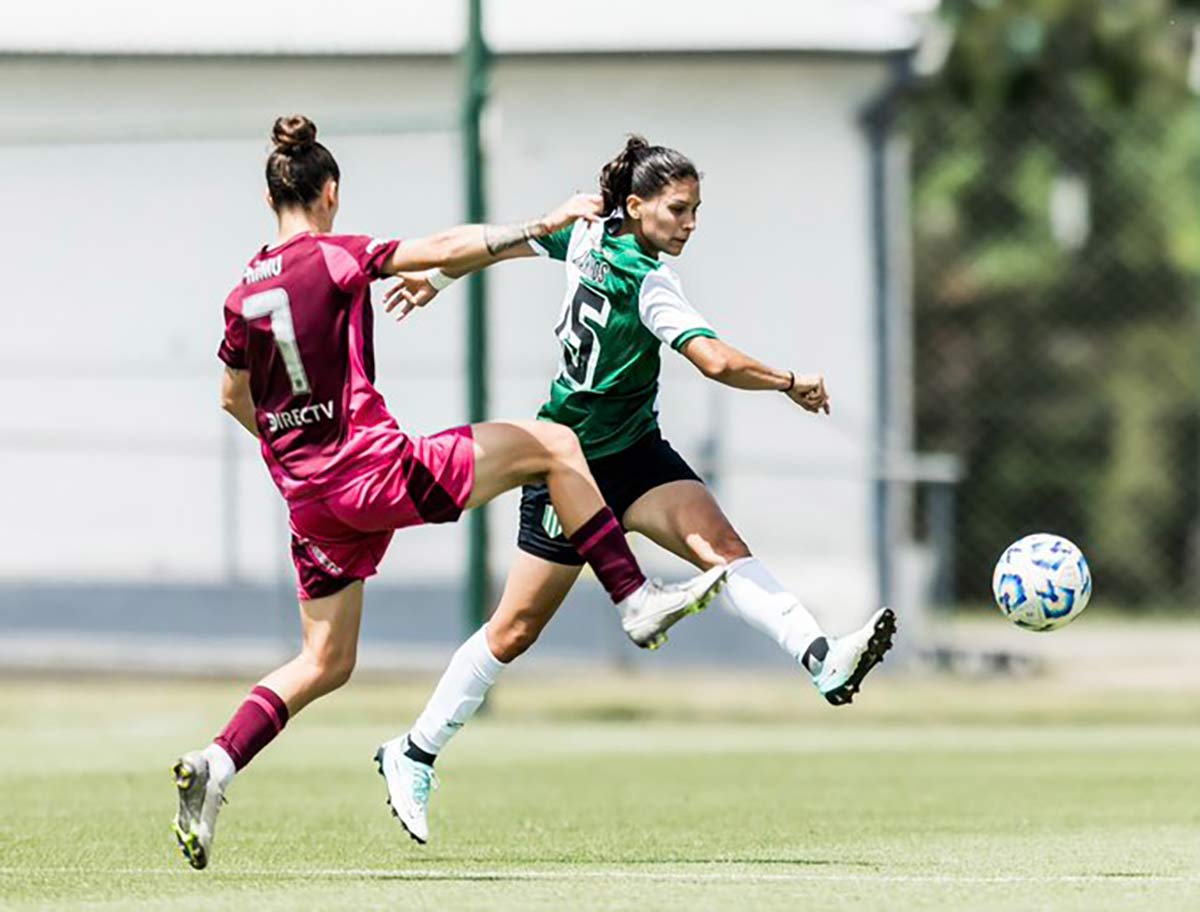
[814,608,897,707]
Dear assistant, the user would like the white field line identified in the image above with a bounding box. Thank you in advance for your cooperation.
[1,867,1197,885]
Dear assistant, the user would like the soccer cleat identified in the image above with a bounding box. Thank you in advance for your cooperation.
[170,751,226,870]
[813,607,897,706]
[375,738,438,845]
[618,565,727,650]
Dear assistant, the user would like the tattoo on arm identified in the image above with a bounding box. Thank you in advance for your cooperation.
[483,220,541,255]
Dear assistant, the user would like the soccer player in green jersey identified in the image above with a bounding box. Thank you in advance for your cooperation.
[374,136,896,843]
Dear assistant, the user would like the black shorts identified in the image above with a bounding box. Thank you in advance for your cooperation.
[518,429,703,566]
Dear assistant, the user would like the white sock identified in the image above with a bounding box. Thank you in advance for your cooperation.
[722,557,826,666]
[202,742,236,791]
[408,625,507,756]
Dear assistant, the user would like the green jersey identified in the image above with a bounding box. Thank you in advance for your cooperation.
[530,219,717,458]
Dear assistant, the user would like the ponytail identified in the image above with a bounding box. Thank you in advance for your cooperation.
[599,135,698,215]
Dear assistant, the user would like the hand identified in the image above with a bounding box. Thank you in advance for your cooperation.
[539,193,604,236]
[384,272,440,322]
[786,373,831,414]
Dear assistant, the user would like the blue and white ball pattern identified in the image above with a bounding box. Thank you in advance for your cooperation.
[991,533,1092,631]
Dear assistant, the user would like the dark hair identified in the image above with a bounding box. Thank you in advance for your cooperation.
[265,114,340,211]
[598,135,699,215]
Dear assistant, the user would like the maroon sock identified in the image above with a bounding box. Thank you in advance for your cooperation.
[213,685,289,771]
[568,507,646,603]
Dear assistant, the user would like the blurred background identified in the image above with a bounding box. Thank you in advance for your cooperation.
[1,0,1199,680]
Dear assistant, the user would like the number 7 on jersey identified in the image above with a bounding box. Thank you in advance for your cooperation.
[242,288,312,396]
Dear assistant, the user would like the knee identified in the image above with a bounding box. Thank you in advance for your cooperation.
[487,616,542,663]
[542,424,584,466]
[325,657,355,690]
[308,644,356,692]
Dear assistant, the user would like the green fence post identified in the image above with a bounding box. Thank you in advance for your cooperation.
[463,0,491,634]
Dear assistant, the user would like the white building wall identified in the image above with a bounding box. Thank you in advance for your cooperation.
[0,53,891,619]
[0,57,465,585]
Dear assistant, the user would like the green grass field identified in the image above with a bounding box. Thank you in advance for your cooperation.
[1,670,1198,911]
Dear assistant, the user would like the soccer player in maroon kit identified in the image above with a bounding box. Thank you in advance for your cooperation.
[170,115,725,870]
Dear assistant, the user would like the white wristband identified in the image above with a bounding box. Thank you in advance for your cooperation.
[427,268,457,291]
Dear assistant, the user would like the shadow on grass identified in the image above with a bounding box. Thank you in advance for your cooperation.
[341,857,882,882]
[397,854,879,869]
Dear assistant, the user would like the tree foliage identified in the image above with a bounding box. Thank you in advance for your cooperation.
[909,0,1200,604]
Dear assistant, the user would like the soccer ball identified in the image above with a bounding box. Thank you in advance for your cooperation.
[991,533,1092,631]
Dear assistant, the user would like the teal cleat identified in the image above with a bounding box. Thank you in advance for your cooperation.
[375,738,438,845]
[813,608,897,706]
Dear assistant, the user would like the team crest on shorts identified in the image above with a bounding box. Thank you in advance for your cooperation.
[542,505,564,539]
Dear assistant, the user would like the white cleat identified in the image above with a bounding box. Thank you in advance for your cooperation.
[618,565,728,650]
[375,737,438,845]
[813,607,897,706]
[171,751,226,870]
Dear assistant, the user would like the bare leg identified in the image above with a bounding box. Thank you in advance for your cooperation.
[259,582,364,716]
[173,583,368,868]
[465,420,606,534]
[622,480,752,570]
[464,420,646,605]
[625,478,893,704]
[486,551,584,662]
[407,552,582,757]
[624,479,828,666]
[377,553,583,844]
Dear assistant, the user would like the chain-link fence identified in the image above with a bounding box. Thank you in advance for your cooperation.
[910,102,1200,612]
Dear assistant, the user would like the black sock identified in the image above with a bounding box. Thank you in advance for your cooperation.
[801,636,829,675]
[403,736,437,767]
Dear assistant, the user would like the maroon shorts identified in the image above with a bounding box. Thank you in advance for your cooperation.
[287,426,475,600]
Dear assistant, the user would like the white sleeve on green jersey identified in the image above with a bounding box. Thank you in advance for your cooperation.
[637,266,718,351]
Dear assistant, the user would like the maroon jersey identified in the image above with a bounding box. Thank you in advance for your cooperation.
[218,232,402,502]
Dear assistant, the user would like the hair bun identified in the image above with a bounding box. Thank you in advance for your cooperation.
[272,115,318,155]
[623,134,649,156]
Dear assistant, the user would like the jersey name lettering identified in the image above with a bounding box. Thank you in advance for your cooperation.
[243,255,283,285]
[265,400,336,434]
[570,248,610,285]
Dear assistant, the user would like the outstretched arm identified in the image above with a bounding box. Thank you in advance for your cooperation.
[382,192,600,321]
[680,336,830,414]
[636,268,831,415]
[382,245,533,321]
[381,193,602,277]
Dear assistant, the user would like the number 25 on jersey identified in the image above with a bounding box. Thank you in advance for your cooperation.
[554,283,611,390]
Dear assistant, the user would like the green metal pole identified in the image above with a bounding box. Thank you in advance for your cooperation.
[463,0,491,633]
